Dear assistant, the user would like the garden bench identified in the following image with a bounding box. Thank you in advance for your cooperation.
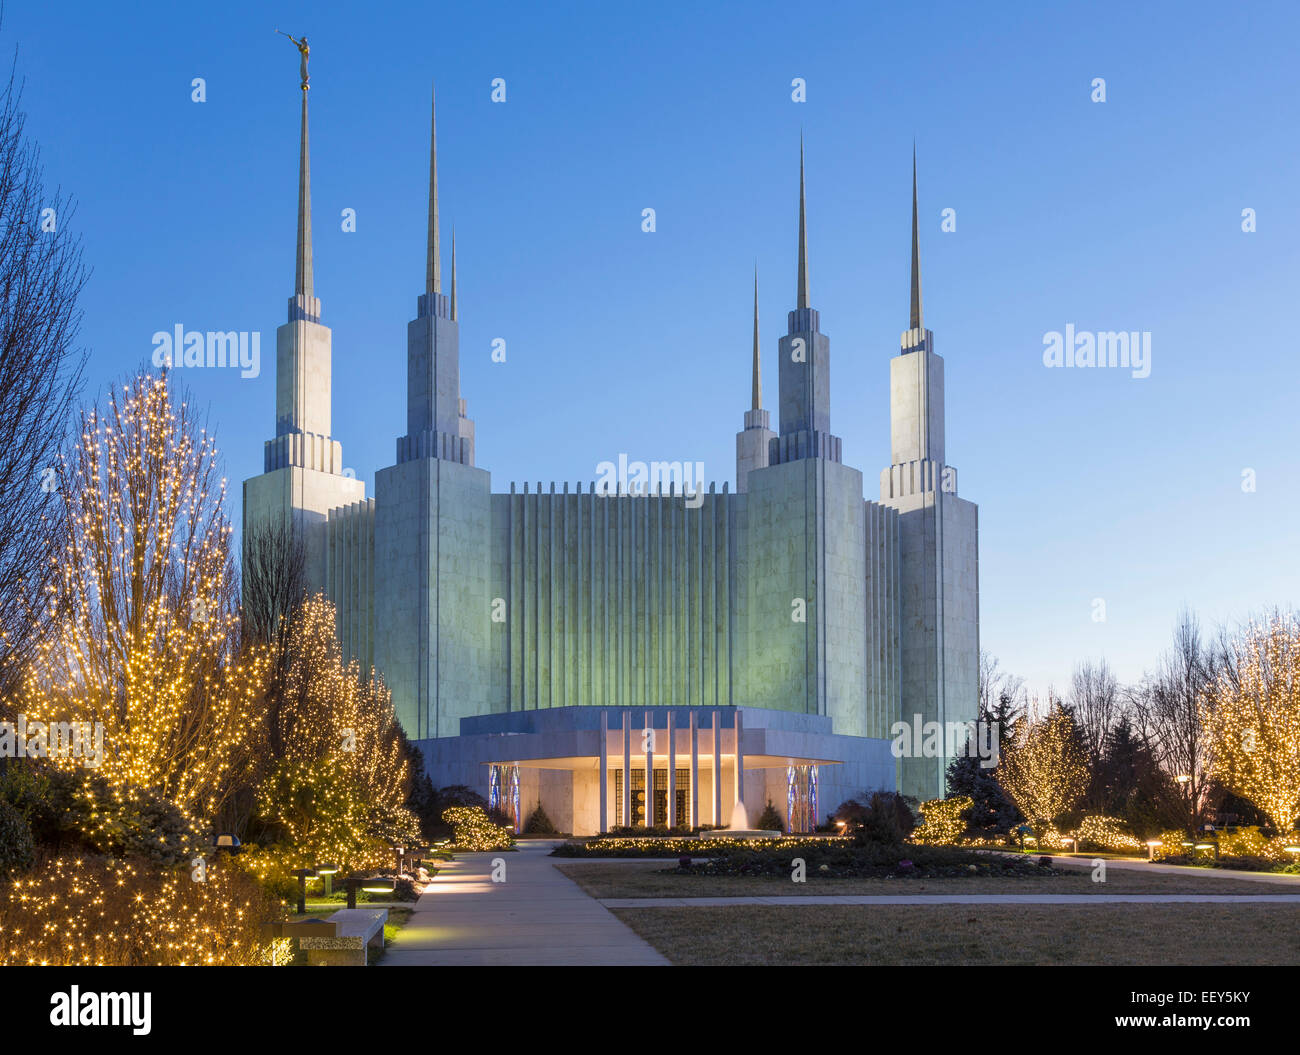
[299,908,388,966]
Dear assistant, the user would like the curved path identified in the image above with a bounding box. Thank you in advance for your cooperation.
[380,840,668,966]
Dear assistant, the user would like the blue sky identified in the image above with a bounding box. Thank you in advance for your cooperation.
[10,0,1299,697]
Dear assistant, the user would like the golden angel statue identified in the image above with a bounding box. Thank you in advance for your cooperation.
[276,30,310,90]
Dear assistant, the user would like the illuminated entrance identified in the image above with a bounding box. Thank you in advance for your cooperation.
[615,768,690,827]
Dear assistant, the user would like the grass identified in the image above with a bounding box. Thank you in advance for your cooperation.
[555,861,1300,898]
[611,904,1300,965]
[369,908,413,964]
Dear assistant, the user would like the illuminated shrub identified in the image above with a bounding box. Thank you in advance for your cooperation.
[0,856,287,966]
[1214,826,1272,858]
[1152,829,1192,860]
[1074,814,1143,852]
[911,797,972,845]
[443,806,515,851]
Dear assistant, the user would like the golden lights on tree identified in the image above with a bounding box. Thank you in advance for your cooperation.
[254,594,418,867]
[6,374,267,823]
[1204,613,1300,834]
[995,703,1088,839]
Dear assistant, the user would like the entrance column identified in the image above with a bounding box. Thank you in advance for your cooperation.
[667,710,677,828]
[622,711,631,829]
[599,710,608,834]
[643,709,653,828]
[712,710,721,826]
[735,708,745,819]
[690,711,699,828]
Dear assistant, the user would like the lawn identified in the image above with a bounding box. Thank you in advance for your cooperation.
[555,861,1300,898]
[611,904,1300,965]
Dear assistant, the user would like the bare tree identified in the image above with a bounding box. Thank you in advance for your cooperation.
[1068,658,1119,762]
[0,56,88,691]
[241,515,307,759]
[1129,608,1218,833]
[979,650,1026,716]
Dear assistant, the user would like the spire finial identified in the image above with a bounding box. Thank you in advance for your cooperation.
[295,89,313,299]
[426,82,441,295]
[450,226,458,321]
[751,264,762,410]
[910,143,923,330]
[797,132,810,310]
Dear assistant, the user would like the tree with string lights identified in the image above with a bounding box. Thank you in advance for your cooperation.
[1203,612,1300,836]
[995,702,1089,842]
[252,593,418,866]
[6,372,268,827]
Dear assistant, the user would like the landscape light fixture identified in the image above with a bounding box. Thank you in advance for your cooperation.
[291,867,318,915]
[316,862,339,896]
[346,874,397,909]
[1146,840,1162,862]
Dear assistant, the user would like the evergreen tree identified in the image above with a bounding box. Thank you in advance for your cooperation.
[947,692,1022,834]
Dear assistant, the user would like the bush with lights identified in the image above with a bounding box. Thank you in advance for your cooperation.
[0,855,288,966]
[1072,814,1143,852]
[443,805,515,851]
[911,797,973,845]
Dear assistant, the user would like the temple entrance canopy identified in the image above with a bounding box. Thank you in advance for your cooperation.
[417,705,890,836]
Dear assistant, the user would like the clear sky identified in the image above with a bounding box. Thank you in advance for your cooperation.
[9,0,1298,699]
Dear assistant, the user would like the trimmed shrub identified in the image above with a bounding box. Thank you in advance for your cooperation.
[443,806,515,851]
[912,796,973,845]
[756,801,784,833]
[852,791,916,845]
[1074,814,1143,852]
[523,801,557,835]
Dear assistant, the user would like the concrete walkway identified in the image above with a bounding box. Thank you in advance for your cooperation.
[380,840,669,965]
[599,893,1300,907]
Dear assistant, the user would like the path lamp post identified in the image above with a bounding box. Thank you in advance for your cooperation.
[291,867,318,915]
[1176,774,1193,830]
[1146,840,1161,862]
[316,862,339,897]
[346,874,397,910]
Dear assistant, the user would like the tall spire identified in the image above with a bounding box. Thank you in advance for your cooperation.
[910,144,923,330]
[450,227,457,321]
[751,265,762,410]
[797,133,810,309]
[426,82,441,295]
[295,89,313,300]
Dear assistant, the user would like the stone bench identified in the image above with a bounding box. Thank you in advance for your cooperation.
[299,909,388,966]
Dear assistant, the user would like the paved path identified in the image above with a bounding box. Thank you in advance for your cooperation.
[599,893,1300,907]
[380,841,669,966]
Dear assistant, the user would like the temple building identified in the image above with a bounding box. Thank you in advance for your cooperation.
[243,83,980,835]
